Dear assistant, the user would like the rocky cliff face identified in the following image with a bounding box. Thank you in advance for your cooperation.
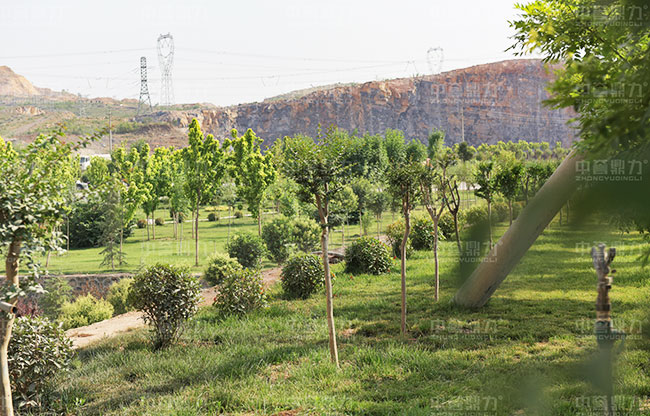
[159,59,576,147]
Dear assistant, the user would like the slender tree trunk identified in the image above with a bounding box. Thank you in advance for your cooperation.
[228,205,232,244]
[453,212,461,254]
[359,210,363,237]
[376,214,380,238]
[146,214,150,240]
[257,206,262,236]
[195,197,200,267]
[152,215,156,240]
[433,217,439,302]
[508,200,513,226]
[316,193,339,368]
[191,211,194,239]
[487,200,493,248]
[342,220,345,249]
[1,239,21,416]
[400,206,411,336]
[45,250,51,268]
[179,216,183,255]
[66,217,70,251]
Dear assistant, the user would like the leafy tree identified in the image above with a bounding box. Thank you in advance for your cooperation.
[387,161,421,335]
[226,129,276,236]
[142,147,173,240]
[182,119,227,266]
[98,182,125,271]
[281,130,353,368]
[405,140,427,163]
[384,129,406,165]
[368,185,389,237]
[331,185,358,248]
[83,156,109,185]
[427,128,445,161]
[0,130,81,415]
[351,177,373,236]
[456,141,474,162]
[474,161,498,248]
[495,158,524,225]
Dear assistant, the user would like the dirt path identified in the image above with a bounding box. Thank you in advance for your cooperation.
[66,267,282,349]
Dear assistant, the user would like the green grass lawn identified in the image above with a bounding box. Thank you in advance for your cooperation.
[43,205,429,275]
[54,220,650,415]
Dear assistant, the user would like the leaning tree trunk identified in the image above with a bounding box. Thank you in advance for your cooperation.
[316,193,339,368]
[400,202,411,336]
[1,239,21,416]
[453,212,461,254]
[453,151,581,308]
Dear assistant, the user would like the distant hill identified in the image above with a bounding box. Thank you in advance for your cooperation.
[0,59,576,150]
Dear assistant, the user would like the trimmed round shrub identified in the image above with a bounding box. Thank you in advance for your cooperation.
[344,236,392,275]
[213,268,267,315]
[227,233,266,269]
[207,212,219,222]
[492,201,509,223]
[203,252,242,286]
[59,294,114,330]
[262,217,295,263]
[292,217,320,252]
[129,264,201,349]
[439,211,462,240]
[9,316,73,412]
[137,219,147,229]
[281,253,324,299]
[386,220,412,259]
[107,277,134,315]
[464,205,489,228]
[234,210,244,219]
[411,216,436,250]
[40,276,72,319]
[155,217,165,226]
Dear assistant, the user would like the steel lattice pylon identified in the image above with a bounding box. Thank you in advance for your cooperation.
[427,47,444,75]
[137,56,152,116]
[157,33,174,107]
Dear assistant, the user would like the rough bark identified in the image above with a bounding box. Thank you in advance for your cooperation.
[453,151,581,308]
[1,239,21,416]
[316,191,339,367]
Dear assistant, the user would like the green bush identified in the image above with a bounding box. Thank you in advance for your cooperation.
[464,205,489,228]
[155,217,165,226]
[68,200,133,249]
[214,268,267,315]
[386,220,412,258]
[227,233,266,269]
[234,210,244,219]
[207,212,219,222]
[411,216,438,251]
[59,294,114,330]
[40,276,72,319]
[292,217,320,252]
[203,252,242,286]
[261,217,320,264]
[438,211,463,240]
[9,316,73,412]
[344,236,392,275]
[137,219,147,229]
[492,201,509,223]
[281,253,324,299]
[129,264,201,349]
[106,278,134,315]
[262,217,295,263]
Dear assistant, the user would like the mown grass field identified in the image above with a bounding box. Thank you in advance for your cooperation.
[43,205,437,275]
[54,220,650,415]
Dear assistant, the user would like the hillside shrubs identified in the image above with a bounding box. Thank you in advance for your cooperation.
[203,253,242,286]
[59,294,114,330]
[129,264,201,349]
[227,233,266,269]
[8,316,73,412]
[344,236,392,275]
[281,253,324,299]
[213,269,267,315]
[106,277,134,315]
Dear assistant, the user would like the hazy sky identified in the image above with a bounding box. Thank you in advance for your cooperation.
[0,0,539,106]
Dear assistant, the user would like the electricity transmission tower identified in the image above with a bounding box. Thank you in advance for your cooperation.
[137,56,152,116]
[427,47,444,75]
[157,33,174,107]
